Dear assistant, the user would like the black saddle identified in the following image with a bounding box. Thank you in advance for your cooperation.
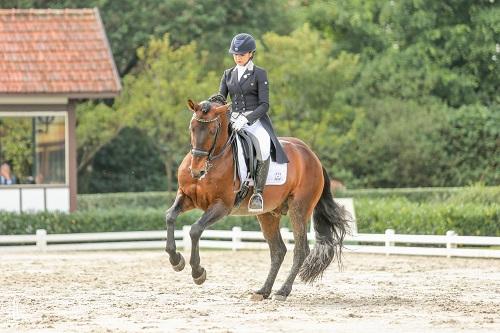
[231,129,258,209]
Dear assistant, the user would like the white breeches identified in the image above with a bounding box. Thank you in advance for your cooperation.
[231,112,270,161]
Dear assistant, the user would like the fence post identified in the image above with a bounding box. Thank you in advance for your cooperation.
[385,229,395,256]
[232,226,242,252]
[182,225,191,251]
[36,229,47,252]
[446,230,457,258]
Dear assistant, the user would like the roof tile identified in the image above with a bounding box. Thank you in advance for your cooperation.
[0,8,121,96]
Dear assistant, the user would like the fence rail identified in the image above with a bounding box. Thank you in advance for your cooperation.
[1,227,499,258]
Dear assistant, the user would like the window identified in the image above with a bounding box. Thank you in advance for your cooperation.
[0,114,66,185]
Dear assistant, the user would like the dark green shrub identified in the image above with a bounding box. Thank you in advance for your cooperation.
[78,127,168,194]
[0,209,263,235]
[3,186,498,236]
[78,191,177,211]
[336,187,463,202]
[439,105,499,185]
[336,97,450,188]
[355,198,499,236]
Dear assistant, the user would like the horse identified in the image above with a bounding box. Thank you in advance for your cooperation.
[164,97,349,301]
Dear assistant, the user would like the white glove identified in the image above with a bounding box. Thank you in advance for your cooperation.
[232,115,248,131]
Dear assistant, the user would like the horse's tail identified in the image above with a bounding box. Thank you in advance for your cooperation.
[299,167,350,283]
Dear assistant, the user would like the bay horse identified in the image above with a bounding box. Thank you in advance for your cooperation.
[164,96,349,301]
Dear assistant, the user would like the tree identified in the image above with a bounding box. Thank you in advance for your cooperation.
[306,0,500,106]
[0,118,32,180]
[3,0,297,75]
[115,34,218,191]
[440,104,499,185]
[77,33,221,192]
[258,24,359,172]
[76,101,124,175]
[79,127,166,193]
[337,97,450,187]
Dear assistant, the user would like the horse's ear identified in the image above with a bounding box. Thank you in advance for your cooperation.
[187,99,197,112]
[214,103,230,115]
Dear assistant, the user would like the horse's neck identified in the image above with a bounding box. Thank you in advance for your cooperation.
[210,123,235,174]
[213,119,230,156]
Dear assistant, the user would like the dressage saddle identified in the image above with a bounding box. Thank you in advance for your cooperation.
[232,130,259,209]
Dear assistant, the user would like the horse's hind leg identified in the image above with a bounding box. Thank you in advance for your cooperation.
[273,201,311,301]
[252,212,287,300]
[165,192,193,271]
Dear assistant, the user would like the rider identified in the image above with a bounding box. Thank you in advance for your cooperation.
[219,33,288,212]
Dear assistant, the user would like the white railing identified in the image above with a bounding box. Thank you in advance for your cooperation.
[0,186,70,213]
[1,227,499,258]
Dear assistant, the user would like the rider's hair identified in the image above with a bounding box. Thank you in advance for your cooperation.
[208,93,226,105]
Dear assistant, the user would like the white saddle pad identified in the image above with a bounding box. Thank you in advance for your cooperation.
[236,135,287,186]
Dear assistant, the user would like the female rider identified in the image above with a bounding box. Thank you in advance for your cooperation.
[219,33,288,212]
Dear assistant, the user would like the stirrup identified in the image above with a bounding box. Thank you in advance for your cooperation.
[248,193,264,212]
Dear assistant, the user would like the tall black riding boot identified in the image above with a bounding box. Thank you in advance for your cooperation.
[248,157,270,212]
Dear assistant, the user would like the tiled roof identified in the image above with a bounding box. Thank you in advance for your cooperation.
[0,8,121,97]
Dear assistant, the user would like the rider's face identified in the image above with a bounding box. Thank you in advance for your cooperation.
[233,52,252,66]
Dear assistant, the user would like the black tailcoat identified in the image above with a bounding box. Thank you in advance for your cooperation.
[219,65,289,163]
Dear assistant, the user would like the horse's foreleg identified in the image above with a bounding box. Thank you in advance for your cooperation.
[251,213,286,300]
[189,201,229,285]
[165,193,192,271]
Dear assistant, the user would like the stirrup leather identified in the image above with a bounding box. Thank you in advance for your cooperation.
[248,157,270,212]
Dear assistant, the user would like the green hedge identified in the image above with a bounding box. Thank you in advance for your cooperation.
[0,209,264,235]
[77,186,487,210]
[78,191,177,211]
[355,198,499,236]
[336,187,464,202]
[1,186,498,236]
[1,199,497,236]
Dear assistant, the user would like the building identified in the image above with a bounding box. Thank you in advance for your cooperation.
[0,8,121,212]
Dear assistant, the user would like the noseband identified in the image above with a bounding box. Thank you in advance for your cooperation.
[190,113,234,177]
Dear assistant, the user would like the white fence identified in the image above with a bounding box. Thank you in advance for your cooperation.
[0,186,70,213]
[1,227,499,258]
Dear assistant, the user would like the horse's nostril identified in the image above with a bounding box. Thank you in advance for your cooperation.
[190,168,204,179]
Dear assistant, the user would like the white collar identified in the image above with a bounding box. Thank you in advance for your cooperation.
[236,60,254,72]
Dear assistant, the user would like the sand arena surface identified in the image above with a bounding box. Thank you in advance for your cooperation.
[0,250,499,333]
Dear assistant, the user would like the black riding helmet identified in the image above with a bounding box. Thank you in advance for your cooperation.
[228,33,256,55]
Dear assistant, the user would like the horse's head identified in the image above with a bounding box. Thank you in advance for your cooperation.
[187,98,230,179]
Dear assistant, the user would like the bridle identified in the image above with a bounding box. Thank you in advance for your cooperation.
[190,112,235,177]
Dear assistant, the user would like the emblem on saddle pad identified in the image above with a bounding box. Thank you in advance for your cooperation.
[274,172,283,181]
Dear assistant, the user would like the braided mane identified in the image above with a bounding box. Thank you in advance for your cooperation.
[208,93,226,105]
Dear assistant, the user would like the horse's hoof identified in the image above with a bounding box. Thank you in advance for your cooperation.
[172,253,185,272]
[250,293,265,301]
[193,269,206,285]
[272,294,287,301]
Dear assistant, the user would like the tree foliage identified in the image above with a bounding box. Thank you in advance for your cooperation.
[3,0,296,74]
[0,118,32,179]
[258,25,359,167]
[4,0,497,190]
[78,127,166,193]
[306,0,499,106]
[337,97,450,187]
[440,104,499,185]
[109,35,218,191]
